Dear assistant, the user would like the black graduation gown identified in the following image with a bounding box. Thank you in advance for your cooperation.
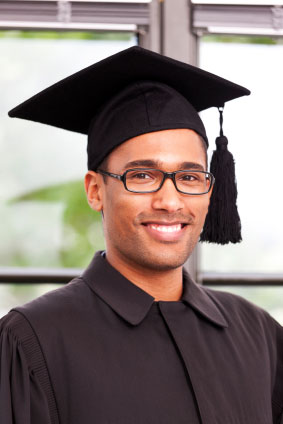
[1,251,283,424]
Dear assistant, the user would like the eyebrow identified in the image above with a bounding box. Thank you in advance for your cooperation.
[123,159,205,171]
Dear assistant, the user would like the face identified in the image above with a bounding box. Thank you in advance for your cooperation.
[85,129,212,272]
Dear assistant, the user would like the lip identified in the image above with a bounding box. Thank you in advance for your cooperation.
[141,222,188,242]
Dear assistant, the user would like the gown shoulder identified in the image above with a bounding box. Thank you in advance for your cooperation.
[0,310,57,424]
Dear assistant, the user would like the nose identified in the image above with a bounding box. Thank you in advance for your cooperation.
[151,177,184,213]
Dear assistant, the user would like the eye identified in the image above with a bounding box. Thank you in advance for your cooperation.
[176,172,205,185]
[178,173,200,181]
[127,170,156,180]
[132,172,152,180]
[180,174,196,181]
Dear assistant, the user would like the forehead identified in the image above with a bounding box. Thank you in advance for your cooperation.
[107,128,207,170]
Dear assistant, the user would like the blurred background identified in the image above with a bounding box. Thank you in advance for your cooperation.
[0,0,283,323]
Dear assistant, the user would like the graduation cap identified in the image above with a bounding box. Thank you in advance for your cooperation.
[8,46,250,245]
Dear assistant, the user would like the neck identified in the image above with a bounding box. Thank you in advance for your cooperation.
[105,250,183,301]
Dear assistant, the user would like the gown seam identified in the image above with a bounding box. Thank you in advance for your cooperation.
[8,310,61,424]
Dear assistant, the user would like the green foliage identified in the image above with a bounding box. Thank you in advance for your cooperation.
[0,30,133,41]
[202,35,278,45]
[10,180,105,268]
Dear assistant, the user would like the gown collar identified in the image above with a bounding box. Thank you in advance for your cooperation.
[82,251,228,328]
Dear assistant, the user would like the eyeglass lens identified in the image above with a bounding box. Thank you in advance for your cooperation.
[125,169,211,194]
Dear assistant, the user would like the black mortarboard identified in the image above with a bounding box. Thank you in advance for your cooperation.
[8,46,250,244]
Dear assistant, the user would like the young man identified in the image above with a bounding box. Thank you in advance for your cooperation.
[0,47,282,424]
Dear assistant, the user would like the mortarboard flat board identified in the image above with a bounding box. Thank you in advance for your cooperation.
[8,45,250,136]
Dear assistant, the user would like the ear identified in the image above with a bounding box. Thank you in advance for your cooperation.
[84,171,104,212]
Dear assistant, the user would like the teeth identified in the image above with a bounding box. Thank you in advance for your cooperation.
[150,224,182,233]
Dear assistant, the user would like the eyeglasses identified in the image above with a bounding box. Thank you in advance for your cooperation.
[97,168,214,195]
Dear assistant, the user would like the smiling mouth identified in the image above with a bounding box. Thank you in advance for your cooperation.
[145,223,185,233]
[141,222,188,241]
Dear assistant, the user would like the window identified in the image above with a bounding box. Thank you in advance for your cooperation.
[199,34,283,323]
[1,1,282,324]
[0,30,137,316]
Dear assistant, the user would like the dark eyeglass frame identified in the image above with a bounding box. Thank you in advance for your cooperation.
[97,168,215,195]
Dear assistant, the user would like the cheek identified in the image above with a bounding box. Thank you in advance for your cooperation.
[103,189,146,230]
[188,195,210,221]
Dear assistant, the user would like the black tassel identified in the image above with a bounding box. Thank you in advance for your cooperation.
[200,107,242,244]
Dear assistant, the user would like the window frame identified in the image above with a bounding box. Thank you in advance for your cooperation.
[0,0,282,288]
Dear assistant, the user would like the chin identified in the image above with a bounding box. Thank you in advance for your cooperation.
[126,247,192,272]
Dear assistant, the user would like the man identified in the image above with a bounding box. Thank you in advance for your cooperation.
[0,47,282,424]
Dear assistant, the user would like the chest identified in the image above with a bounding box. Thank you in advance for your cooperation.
[36,304,275,424]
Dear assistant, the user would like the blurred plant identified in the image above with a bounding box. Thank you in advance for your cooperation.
[202,35,278,45]
[10,180,105,268]
[0,30,134,41]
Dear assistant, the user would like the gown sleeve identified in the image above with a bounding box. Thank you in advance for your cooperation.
[0,311,53,424]
[272,321,283,424]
